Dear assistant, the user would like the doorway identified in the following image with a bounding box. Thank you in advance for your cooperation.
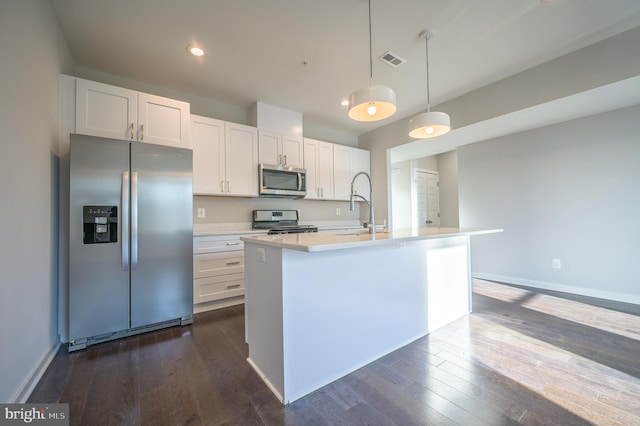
[413,169,440,228]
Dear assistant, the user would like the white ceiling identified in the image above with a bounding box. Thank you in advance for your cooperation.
[50,0,640,138]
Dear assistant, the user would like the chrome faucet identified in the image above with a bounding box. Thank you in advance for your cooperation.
[349,171,375,235]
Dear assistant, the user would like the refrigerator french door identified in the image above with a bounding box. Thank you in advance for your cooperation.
[69,134,193,350]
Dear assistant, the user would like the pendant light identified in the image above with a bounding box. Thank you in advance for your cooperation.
[348,0,397,122]
[409,30,450,138]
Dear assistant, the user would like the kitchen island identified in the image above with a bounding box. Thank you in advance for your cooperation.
[241,227,502,404]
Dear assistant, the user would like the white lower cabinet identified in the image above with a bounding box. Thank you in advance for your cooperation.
[193,235,248,313]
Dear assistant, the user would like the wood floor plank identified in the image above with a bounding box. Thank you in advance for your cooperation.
[28,279,640,425]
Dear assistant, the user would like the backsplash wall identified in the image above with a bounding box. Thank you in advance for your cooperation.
[193,196,364,225]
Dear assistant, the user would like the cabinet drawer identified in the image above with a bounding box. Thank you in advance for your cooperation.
[194,273,245,303]
[193,235,243,254]
[194,252,244,278]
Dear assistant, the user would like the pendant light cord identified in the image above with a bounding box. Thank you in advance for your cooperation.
[425,32,431,112]
[368,0,373,86]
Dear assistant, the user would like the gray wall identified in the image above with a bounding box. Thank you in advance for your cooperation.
[437,151,459,228]
[390,160,413,229]
[458,105,640,303]
[359,26,640,222]
[0,0,73,402]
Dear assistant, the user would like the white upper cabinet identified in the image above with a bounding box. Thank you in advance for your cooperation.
[258,130,281,166]
[333,145,353,201]
[137,93,190,148]
[75,79,136,141]
[303,139,370,201]
[224,122,259,197]
[191,115,225,195]
[282,134,304,168]
[258,130,303,168]
[334,146,371,201]
[303,138,334,200]
[75,78,190,149]
[191,115,258,197]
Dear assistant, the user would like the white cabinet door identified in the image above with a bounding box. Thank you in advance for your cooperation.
[76,78,190,149]
[258,129,281,166]
[259,131,303,169]
[138,93,190,149]
[303,138,320,199]
[304,138,334,199]
[225,122,258,196]
[75,79,136,141]
[333,144,352,201]
[191,115,225,195]
[318,140,334,199]
[352,147,371,197]
[282,134,303,168]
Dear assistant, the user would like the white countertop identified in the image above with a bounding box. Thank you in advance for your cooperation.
[240,227,503,252]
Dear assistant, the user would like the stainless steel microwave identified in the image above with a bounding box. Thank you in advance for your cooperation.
[259,164,306,198]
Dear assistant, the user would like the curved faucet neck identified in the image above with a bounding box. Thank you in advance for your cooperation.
[349,172,375,235]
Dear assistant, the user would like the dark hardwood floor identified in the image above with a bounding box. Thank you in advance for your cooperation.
[29,279,640,425]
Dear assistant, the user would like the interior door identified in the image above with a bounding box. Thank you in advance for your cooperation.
[130,143,193,328]
[427,173,440,227]
[415,170,440,228]
[416,172,428,228]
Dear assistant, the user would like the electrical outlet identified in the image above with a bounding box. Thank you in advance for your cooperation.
[336,207,341,216]
[257,247,266,263]
[197,208,206,218]
[551,258,561,269]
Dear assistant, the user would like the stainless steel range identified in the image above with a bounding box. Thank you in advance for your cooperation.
[252,210,318,235]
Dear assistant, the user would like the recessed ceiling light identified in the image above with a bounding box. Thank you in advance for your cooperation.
[187,45,205,57]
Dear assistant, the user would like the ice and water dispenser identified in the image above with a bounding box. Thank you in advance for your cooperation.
[83,205,118,244]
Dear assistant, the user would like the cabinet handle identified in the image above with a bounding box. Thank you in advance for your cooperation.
[226,242,240,246]
[278,154,282,165]
[129,123,134,140]
[283,154,287,165]
[140,124,144,141]
[226,284,241,289]
[227,181,231,192]
[321,187,324,197]
[220,180,224,192]
[225,261,241,266]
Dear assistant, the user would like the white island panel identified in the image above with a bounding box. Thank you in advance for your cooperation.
[244,233,479,404]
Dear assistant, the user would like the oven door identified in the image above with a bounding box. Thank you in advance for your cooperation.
[259,164,306,198]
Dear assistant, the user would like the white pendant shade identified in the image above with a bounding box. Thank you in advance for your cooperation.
[409,30,451,139]
[348,84,397,122]
[408,111,451,138]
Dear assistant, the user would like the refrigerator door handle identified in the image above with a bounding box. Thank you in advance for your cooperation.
[121,171,130,271]
[131,171,139,269]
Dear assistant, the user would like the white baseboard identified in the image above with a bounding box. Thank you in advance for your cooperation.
[12,341,61,403]
[472,273,640,306]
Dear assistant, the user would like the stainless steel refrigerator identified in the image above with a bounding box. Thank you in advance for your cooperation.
[68,134,193,351]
